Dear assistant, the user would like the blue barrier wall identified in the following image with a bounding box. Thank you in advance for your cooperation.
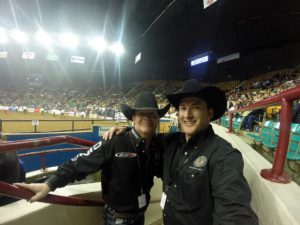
[4,126,102,172]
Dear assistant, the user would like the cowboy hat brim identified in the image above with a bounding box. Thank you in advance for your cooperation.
[167,86,226,121]
[120,104,170,121]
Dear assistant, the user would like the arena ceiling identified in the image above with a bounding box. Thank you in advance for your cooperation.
[0,0,300,84]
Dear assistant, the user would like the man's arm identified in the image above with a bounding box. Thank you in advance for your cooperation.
[102,127,129,140]
[211,149,259,225]
[15,140,112,202]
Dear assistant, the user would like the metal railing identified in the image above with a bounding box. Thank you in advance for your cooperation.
[0,119,115,133]
[19,147,89,172]
[0,135,95,153]
[0,135,102,206]
[0,181,103,206]
[224,85,300,183]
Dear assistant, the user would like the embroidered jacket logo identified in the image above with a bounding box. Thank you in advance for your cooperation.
[115,152,137,158]
[193,156,207,168]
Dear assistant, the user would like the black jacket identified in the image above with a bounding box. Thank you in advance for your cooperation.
[160,125,259,225]
[46,128,163,214]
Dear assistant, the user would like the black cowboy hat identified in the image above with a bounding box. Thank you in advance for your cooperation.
[121,91,170,121]
[166,79,226,121]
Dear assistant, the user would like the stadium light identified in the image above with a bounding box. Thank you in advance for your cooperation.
[59,33,78,48]
[0,35,9,43]
[36,30,52,46]
[0,28,9,44]
[0,32,8,44]
[110,42,124,56]
[191,55,209,66]
[88,37,107,52]
[11,29,28,43]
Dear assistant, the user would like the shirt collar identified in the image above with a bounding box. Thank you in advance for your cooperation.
[180,124,215,145]
[130,128,144,146]
[130,128,157,147]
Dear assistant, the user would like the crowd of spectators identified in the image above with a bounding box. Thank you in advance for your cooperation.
[0,67,299,120]
[223,67,300,131]
[226,68,300,110]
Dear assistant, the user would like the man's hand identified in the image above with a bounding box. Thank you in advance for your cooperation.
[14,182,51,203]
[102,127,128,140]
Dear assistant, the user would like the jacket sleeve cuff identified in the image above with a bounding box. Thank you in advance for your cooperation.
[44,175,66,191]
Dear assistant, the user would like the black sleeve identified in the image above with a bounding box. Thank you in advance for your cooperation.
[151,135,164,178]
[45,140,114,191]
[210,149,259,225]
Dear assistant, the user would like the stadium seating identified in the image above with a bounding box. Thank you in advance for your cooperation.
[244,121,300,163]
[247,120,275,145]
[287,124,300,161]
[262,122,280,150]
[221,116,229,128]
[233,117,243,130]
[220,116,242,129]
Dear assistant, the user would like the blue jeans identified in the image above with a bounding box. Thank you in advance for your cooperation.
[246,115,259,130]
[103,205,145,225]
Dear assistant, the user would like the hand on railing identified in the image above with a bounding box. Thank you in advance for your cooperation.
[14,182,51,203]
[0,181,103,206]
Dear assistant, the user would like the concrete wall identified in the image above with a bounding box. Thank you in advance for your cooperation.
[0,179,162,225]
[212,124,300,225]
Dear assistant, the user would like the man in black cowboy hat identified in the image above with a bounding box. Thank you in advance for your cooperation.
[15,91,170,225]
[161,79,258,225]
[105,79,259,225]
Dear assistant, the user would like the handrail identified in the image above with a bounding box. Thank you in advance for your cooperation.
[0,181,104,206]
[18,147,89,171]
[0,136,98,206]
[225,85,300,183]
[18,147,89,157]
[0,135,95,153]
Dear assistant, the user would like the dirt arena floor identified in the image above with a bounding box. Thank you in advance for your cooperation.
[0,111,127,133]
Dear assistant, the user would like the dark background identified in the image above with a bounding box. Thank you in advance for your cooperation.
[0,0,299,86]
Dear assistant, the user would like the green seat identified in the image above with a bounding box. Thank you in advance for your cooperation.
[287,124,300,161]
[233,117,243,130]
[247,120,274,144]
[221,116,229,128]
[290,123,298,133]
[262,122,280,149]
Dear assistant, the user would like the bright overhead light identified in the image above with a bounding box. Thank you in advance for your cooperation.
[71,55,85,64]
[59,33,78,48]
[88,37,107,52]
[135,52,141,64]
[22,52,35,59]
[0,28,9,43]
[36,30,52,45]
[110,42,124,55]
[0,51,8,58]
[11,29,28,43]
[0,34,9,43]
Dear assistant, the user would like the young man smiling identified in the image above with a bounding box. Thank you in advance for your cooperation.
[160,79,259,225]
[15,91,170,225]
[177,97,213,139]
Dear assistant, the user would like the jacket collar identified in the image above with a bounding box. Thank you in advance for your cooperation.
[130,128,144,146]
[130,128,157,148]
[180,124,215,146]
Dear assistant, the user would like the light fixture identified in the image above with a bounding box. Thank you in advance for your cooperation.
[88,36,107,52]
[11,29,28,43]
